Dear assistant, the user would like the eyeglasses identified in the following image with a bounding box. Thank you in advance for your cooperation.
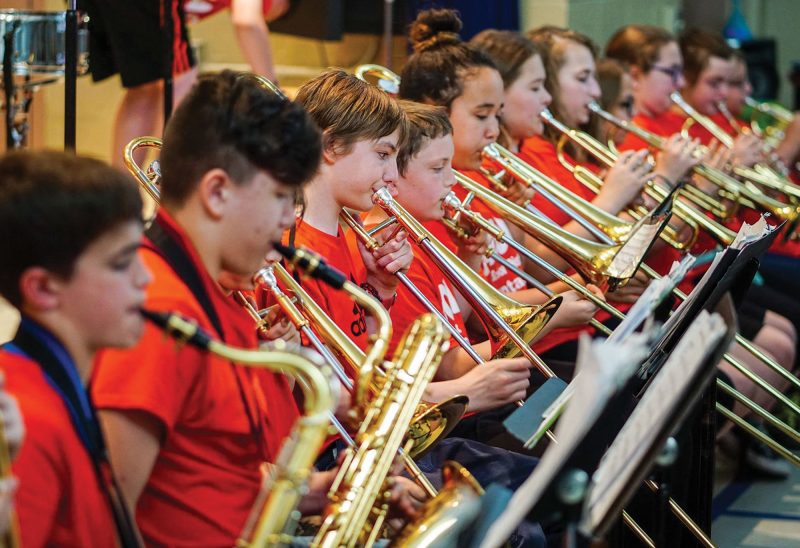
[651,64,684,84]
[617,96,634,117]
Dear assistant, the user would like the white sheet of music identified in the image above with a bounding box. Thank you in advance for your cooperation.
[581,310,726,534]
[481,334,649,548]
[608,219,664,278]
[731,215,770,250]
[607,255,695,344]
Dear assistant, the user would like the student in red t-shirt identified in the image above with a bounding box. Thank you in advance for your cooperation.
[366,100,584,410]
[398,18,604,373]
[726,51,800,170]
[291,69,538,411]
[0,150,151,546]
[91,72,408,546]
[606,25,798,477]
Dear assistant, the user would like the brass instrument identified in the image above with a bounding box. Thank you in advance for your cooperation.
[140,309,338,547]
[442,192,612,331]
[540,108,741,248]
[0,410,19,548]
[588,102,750,246]
[354,64,400,95]
[482,142,638,244]
[312,314,481,547]
[371,187,562,377]
[267,257,467,460]
[670,92,800,227]
[453,169,662,290]
[446,164,800,454]
[745,96,794,125]
[340,210,484,365]
[744,97,793,148]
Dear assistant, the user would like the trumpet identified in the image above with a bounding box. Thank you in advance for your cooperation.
[540,108,741,247]
[670,92,800,227]
[140,309,338,547]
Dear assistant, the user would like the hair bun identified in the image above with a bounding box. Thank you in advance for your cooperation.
[409,9,463,52]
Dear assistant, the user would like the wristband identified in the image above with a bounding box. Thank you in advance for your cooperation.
[360,281,396,309]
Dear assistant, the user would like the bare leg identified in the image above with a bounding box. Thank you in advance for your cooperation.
[111,68,199,168]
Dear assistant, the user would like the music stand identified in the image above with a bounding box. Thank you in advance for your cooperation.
[64,0,78,151]
[479,301,735,548]
[583,298,735,541]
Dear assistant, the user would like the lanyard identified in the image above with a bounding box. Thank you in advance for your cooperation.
[3,317,140,547]
[144,216,269,460]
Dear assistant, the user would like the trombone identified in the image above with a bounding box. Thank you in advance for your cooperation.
[539,108,737,247]
[671,92,800,225]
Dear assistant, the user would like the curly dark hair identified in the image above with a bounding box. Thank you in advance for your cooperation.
[160,70,322,207]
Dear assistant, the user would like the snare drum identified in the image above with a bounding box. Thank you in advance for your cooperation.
[0,10,89,83]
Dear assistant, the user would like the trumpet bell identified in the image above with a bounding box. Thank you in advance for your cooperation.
[390,461,484,548]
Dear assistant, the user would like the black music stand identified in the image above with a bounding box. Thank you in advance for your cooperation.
[477,301,735,548]
[582,297,736,541]
[65,0,78,151]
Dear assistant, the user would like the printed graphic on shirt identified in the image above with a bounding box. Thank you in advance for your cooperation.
[479,217,527,294]
[349,274,368,339]
[439,281,463,334]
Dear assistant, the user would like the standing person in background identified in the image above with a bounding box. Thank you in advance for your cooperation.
[81,0,288,167]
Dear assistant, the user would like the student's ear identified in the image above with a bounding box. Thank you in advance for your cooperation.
[321,130,340,164]
[197,168,233,220]
[18,267,62,312]
[628,65,642,87]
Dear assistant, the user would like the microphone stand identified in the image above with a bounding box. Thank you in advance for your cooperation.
[64,1,78,151]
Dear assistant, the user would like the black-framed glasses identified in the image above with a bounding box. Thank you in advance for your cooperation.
[651,64,684,84]
[617,96,634,117]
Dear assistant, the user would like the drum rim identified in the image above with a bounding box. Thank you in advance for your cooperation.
[0,9,69,18]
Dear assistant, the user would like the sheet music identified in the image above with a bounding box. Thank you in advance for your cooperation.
[581,310,727,534]
[608,219,664,278]
[481,334,650,548]
[731,215,771,250]
[607,255,695,344]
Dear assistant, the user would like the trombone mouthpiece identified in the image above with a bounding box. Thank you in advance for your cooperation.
[587,101,601,113]
[274,242,347,289]
[252,266,277,288]
[371,186,394,206]
[539,108,554,121]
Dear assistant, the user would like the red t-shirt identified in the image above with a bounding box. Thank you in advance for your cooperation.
[2,350,117,548]
[519,136,600,226]
[92,210,298,547]
[287,220,371,353]
[389,221,468,355]
[455,169,528,295]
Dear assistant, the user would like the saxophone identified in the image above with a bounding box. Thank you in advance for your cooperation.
[312,314,449,548]
[140,310,338,547]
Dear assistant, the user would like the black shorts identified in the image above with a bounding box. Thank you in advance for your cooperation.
[81,0,195,88]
